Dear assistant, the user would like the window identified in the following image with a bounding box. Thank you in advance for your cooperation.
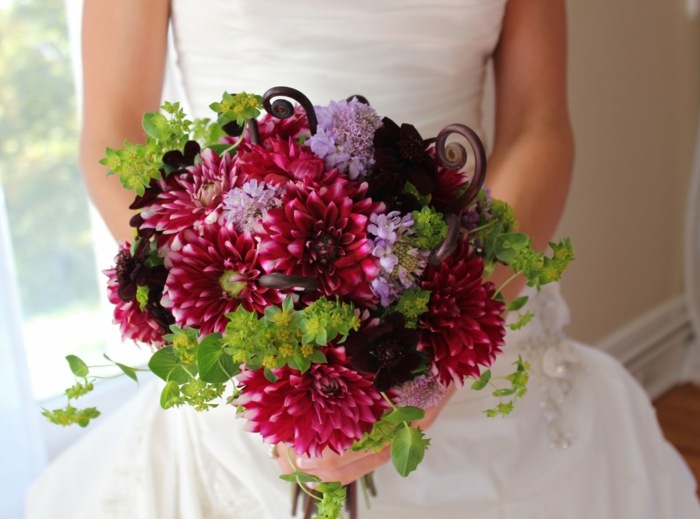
[0,0,148,402]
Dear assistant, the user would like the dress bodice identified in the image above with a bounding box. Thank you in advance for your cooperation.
[170,0,507,138]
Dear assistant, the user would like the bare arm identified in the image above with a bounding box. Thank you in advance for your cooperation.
[80,0,171,243]
[491,0,574,241]
[488,0,574,299]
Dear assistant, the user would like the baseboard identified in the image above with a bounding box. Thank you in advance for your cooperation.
[596,296,696,399]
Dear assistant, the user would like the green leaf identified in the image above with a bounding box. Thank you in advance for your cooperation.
[142,112,169,139]
[492,388,516,397]
[160,380,181,409]
[470,369,491,390]
[506,295,529,313]
[308,349,327,364]
[494,232,530,262]
[148,346,193,384]
[65,355,89,378]
[103,354,139,382]
[391,426,429,477]
[197,334,239,383]
[264,367,279,383]
[207,143,231,156]
[279,471,321,484]
[507,311,534,331]
[383,406,425,423]
[294,353,311,374]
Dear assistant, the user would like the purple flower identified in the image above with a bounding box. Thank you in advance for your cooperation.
[307,98,382,180]
[222,179,282,233]
[368,211,429,306]
[394,374,446,409]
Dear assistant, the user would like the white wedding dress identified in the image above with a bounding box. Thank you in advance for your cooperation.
[27,1,700,518]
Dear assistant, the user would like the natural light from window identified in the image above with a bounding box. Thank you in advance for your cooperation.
[0,0,149,401]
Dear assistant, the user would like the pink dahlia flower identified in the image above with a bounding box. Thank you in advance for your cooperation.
[430,161,470,213]
[105,242,169,347]
[258,182,382,306]
[139,149,245,235]
[162,222,282,335]
[254,105,312,144]
[235,137,355,194]
[235,349,388,457]
[419,238,505,386]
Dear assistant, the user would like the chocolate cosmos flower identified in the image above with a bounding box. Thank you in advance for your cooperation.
[106,240,173,347]
[345,312,424,392]
[367,117,437,209]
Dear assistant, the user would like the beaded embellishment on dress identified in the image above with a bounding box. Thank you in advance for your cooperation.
[508,283,582,449]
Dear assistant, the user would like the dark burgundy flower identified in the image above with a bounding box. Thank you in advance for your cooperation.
[105,241,173,347]
[368,117,437,207]
[162,140,201,170]
[430,153,470,214]
[345,313,425,392]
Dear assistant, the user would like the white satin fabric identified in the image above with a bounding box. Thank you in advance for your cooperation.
[27,1,700,517]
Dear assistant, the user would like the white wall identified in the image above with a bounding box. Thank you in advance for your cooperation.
[558,0,700,345]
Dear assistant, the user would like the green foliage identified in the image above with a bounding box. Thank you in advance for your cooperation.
[42,354,141,427]
[191,117,227,148]
[479,356,530,418]
[222,297,358,373]
[409,206,448,249]
[507,311,534,331]
[391,425,430,477]
[314,481,346,519]
[351,416,403,453]
[42,404,101,428]
[101,101,196,195]
[197,333,240,383]
[392,289,430,328]
[493,233,575,291]
[148,331,231,411]
[353,400,429,480]
[209,91,263,127]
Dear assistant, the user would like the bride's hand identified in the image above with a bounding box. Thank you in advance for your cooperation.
[276,444,391,486]
[275,384,457,485]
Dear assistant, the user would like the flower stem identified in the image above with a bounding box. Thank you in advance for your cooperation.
[494,272,519,299]
[221,121,248,155]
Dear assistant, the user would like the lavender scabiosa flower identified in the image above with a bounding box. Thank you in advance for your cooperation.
[368,211,429,306]
[394,374,446,409]
[222,179,282,234]
[307,98,382,180]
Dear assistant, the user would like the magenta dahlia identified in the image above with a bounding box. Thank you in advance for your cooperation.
[257,182,382,306]
[162,222,283,335]
[139,149,245,235]
[419,238,506,386]
[235,349,388,457]
[430,160,470,213]
[235,137,354,194]
[254,105,312,144]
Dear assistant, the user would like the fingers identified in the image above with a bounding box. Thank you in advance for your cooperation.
[275,444,391,486]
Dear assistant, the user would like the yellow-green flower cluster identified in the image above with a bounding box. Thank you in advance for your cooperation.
[222,296,359,374]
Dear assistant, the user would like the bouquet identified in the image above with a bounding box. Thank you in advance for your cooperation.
[45,86,573,519]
